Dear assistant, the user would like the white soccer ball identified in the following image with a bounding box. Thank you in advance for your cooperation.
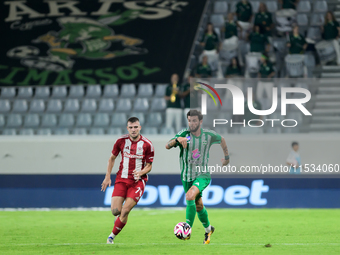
[174,222,192,240]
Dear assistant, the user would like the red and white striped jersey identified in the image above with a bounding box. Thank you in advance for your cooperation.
[112,134,154,182]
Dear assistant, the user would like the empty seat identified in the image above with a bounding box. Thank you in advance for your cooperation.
[89,128,105,135]
[0,115,4,127]
[54,128,70,135]
[7,114,22,128]
[133,98,149,112]
[160,127,175,135]
[150,98,167,111]
[310,14,324,26]
[19,129,34,135]
[59,114,74,127]
[107,128,123,135]
[120,84,136,98]
[146,113,162,127]
[0,87,16,98]
[76,113,92,127]
[24,114,40,127]
[103,84,119,98]
[115,99,132,112]
[98,98,114,112]
[0,99,11,113]
[297,0,311,13]
[64,99,80,112]
[266,1,278,12]
[12,99,28,113]
[86,85,101,98]
[154,84,167,97]
[41,114,57,127]
[128,112,145,125]
[34,87,50,98]
[52,86,67,98]
[81,99,97,112]
[314,1,327,13]
[230,1,238,12]
[17,87,33,98]
[69,85,84,98]
[29,99,45,113]
[210,14,224,28]
[213,1,228,14]
[307,27,322,42]
[111,113,127,127]
[297,14,308,26]
[94,113,110,127]
[287,112,303,123]
[72,128,87,135]
[2,129,16,135]
[142,127,158,135]
[36,129,52,135]
[250,1,260,12]
[46,99,62,113]
[137,84,153,98]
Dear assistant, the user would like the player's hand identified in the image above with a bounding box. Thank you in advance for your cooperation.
[101,177,111,192]
[221,158,229,166]
[177,137,188,149]
[133,170,142,181]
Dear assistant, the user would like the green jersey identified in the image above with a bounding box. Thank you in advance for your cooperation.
[173,128,222,182]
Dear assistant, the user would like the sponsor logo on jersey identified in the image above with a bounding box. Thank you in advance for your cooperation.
[188,159,203,164]
[137,147,143,152]
[192,148,201,159]
[123,152,144,159]
[125,146,130,150]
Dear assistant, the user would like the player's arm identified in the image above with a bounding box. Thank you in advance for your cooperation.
[165,137,187,149]
[133,162,152,180]
[220,137,230,166]
[101,153,117,192]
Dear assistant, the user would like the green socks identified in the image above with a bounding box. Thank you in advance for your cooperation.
[186,200,196,227]
[186,201,210,229]
[197,206,210,228]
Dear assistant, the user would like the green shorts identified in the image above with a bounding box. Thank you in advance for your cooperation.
[182,177,211,202]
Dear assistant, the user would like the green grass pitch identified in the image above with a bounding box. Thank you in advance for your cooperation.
[0,209,339,255]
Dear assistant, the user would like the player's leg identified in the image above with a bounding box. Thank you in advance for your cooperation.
[194,177,215,244]
[107,182,128,244]
[196,197,215,244]
[185,184,200,227]
[110,179,145,240]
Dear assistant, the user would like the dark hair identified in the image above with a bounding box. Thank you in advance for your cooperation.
[187,110,203,121]
[259,2,268,13]
[127,117,140,125]
[325,11,336,25]
[230,57,241,70]
[292,141,298,147]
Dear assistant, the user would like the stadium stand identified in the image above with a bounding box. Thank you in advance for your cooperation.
[1,0,340,135]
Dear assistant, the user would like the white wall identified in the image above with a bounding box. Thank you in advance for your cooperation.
[0,134,339,174]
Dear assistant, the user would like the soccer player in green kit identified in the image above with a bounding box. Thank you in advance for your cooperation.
[165,110,230,244]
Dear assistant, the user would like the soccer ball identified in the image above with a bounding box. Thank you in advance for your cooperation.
[174,222,192,240]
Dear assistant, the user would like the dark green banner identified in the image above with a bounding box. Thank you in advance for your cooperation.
[0,0,206,85]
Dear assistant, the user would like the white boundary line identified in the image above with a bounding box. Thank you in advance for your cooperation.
[0,243,339,247]
[0,207,186,211]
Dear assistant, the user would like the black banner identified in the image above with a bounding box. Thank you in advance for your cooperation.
[0,0,206,86]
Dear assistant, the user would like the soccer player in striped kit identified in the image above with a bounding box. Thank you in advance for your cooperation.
[166,110,229,244]
[101,117,154,244]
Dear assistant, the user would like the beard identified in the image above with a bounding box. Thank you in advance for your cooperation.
[190,125,200,133]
